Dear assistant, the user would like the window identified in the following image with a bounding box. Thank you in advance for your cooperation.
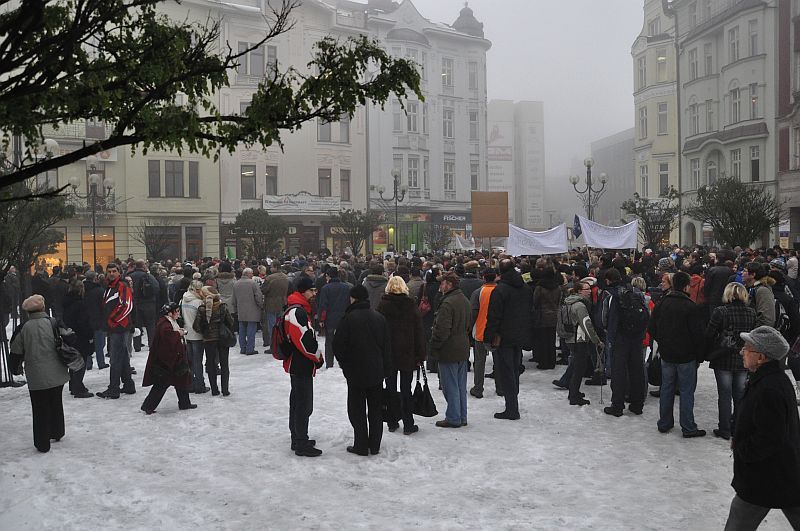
[689,48,698,80]
[689,2,697,28]
[407,102,418,133]
[442,57,454,87]
[250,45,265,77]
[408,156,419,188]
[729,26,740,63]
[707,160,718,185]
[317,119,331,142]
[749,20,758,56]
[422,103,428,134]
[469,110,479,141]
[656,48,667,82]
[443,107,454,138]
[637,57,647,88]
[240,101,251,115]
[265,165,277,195]
[393,154,404,180]
[165,160,183,197]
[406,48,418,63]
[730,87,741,123]
[468,61,478,90]
[705,100,715,131]
[82,227,115,267]
[638,106,648,139]
[691,158,701,189]
[235,43,247,72]
[185,227,203,261]
[640,165,649,197]
[731,149,741,179]
[648,17,660,36]
[657,102,668,134]
[188,161,199,198]
[750,146,760,181]
[659,163,669,195]
[85,119,106,139]
[148,160,160,197]
[423,157,429,189]
[470,161,479,191]
[392,101,403,132]
[689,103,699,135]
[704,43,713,75]
[420,51,427,80]
[340,169,350,202]
[266,45,277,72]
[750,83,759,118]
[240,164,256,199]
[339,114,350,144]
[318,168,331,197]
[443,160,455,191]
[36,169,57,191]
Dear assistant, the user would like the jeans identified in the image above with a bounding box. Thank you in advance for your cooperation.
[186,340,205,391]
[265,312,279,347]
[439,360,468,425]
[141,382,191,412]
[472,341,489,393]
[724,495,800,531]
[238,321,257,354]
[658,360,699,433]
[714,369,747,435]
[496,346,521,415]
[610,337,646,411]
[386,369,415,429]
[107,332,133,392]
[204,341,230,394]
[347,383,383,453]
[93,330,107,367]
[289,374,314,448]
[324,326,337,368]
[28,384,64,452]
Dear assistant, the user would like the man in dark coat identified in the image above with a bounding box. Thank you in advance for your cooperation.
[724,326,800,529]
[317,267,352,368]
[83,271,108,369]
[129,259,159,350]
[649,271,705,437]
[704,250,735,313]
[332,284,392,456]
[485,259,532,420]
[458,260,484,301]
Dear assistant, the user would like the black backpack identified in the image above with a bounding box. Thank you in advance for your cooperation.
[136,274,154,300]
[615,287,649,336]
[271,304,303,361]
[557,299,581,339]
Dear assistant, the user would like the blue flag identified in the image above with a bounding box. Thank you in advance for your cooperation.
[573,215,582,239]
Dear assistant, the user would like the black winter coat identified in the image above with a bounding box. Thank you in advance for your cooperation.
[732,361,800,508]
[62,292,93,356]
[83,279,105,332]
[377,293,426,371]
[333,300,392,387]
[485,269,533,348]
[704,265,733,311]
[649,290,703,363]
[459,275,484,301]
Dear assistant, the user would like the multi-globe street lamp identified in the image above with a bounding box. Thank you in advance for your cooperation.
[377,168,408,252]
[569,157,607,221]
[68,155,114,269]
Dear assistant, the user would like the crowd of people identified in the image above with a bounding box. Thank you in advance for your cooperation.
[5,243,800,528]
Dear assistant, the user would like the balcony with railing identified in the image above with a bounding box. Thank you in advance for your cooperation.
[41,120,111,141]
[65,192,117,218]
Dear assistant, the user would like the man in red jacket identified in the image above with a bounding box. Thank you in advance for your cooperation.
[283,276,324,457]
[97,263,136,399]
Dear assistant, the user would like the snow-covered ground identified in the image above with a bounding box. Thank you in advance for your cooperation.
[0,338,793,530]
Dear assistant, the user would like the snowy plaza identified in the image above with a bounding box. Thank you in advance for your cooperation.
[0,341,794,530]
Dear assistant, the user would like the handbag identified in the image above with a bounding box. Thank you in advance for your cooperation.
[218,321,237,348]
[412,366,438,417]
[50,319,85,372]
[646,347,661,387]
[418,294,431,317]
[381,386,402,424]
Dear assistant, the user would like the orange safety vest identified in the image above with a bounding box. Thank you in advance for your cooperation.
[474,283,497,342]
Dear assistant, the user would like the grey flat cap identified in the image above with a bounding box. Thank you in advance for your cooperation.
[740,326,790,361]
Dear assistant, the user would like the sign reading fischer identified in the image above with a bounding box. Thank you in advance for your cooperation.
[262,192,340,213]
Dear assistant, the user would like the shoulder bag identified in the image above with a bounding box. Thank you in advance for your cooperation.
[412,366,438,417]
[50,318,85,372]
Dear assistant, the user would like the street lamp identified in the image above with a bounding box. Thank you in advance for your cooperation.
[569,157,607,221]
[377,168,408,252]
[69,155,114,269]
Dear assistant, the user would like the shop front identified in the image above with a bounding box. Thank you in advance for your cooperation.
[370,211,472,254]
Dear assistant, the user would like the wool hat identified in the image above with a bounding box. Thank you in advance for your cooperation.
[21,294,45,312]
[658,257,673,270]
[740,326,790,361]
[770,259,787,272]
[350,284,369,301]
[296,276,315,293]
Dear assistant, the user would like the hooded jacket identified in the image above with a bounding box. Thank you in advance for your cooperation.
[485,269,533,348]
[104,276,134,334]
[749,277,776,328]
[648,290,703,363]
[362,274,388,310]
[180,289,203,342]
[283,291,322,376]
[215,271,236,307]
[332,300,392,387]
[563,294,602,346]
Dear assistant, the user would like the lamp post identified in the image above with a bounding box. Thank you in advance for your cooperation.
[569,157,607,221]
[69,155,114,269]
[377,168,408,252]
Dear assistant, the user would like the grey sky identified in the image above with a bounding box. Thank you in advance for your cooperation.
[413,0,644,181]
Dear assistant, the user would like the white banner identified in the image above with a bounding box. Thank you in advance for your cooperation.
[577,215,638,249]
[507,224,568,256]
[262,192,340,214]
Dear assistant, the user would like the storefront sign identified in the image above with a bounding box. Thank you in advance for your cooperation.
[262,192,340,214]
[432,212,471,226]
